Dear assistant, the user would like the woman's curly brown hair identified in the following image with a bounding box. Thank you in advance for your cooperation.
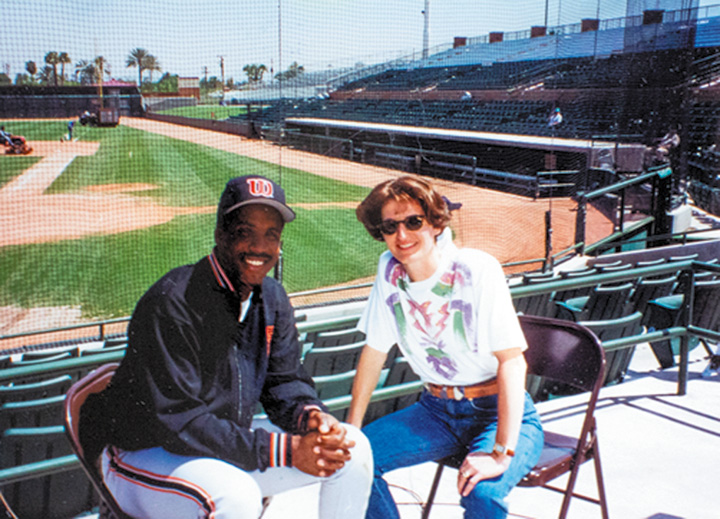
[356,176,451,241]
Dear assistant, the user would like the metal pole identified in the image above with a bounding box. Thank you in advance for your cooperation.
[422,0,430,60]
[575,195,587,255]
[544,210,553,272]
[678,269,695,396]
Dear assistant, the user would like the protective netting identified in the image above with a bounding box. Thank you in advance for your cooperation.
[1,0,720,340]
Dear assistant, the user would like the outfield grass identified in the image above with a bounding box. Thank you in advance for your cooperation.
[0,121,385,320]
[156,105,250,120]
[1,120,72,141]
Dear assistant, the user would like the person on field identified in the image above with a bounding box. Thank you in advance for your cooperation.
[67,119,75,141]
[81,175,373,518]
[0,126,13,146]
[348,176,543,519]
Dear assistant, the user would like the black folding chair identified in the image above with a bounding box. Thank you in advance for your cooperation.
[422,315,608,519]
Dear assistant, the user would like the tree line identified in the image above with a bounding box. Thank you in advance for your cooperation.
[1,49,305,93]
[0,47,305,92]
[1,48,160,88]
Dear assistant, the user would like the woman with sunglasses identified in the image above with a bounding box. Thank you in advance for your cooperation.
[348,176,543,519]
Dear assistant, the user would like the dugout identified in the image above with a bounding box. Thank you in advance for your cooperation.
[284,116,647,196]
[0,85,143,119]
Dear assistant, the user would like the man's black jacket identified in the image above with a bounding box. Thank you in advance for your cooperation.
[81,255,324,471]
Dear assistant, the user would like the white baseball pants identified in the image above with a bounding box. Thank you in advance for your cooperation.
[101,423,372,519]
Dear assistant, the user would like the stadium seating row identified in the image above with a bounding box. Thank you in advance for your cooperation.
[338,50,689,94]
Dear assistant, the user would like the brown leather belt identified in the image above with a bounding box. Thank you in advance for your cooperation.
[425,379,499,400]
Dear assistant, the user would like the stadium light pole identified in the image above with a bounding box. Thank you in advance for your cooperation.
[218,55,225,104]
[422,0,429,60]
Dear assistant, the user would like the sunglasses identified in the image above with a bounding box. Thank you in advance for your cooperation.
[379,214,425,235]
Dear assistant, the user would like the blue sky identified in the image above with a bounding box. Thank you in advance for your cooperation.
[1,0,715,82]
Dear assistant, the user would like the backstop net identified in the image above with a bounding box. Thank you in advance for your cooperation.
[2,0,720,342]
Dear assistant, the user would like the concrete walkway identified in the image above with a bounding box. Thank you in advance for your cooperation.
[263,343,719,519]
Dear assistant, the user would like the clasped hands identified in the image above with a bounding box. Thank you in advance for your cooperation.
[291,409,354,477]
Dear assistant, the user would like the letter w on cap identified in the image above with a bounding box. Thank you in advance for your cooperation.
[247,178,274,197]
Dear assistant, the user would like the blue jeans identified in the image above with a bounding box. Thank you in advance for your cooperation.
[363,390,543,519]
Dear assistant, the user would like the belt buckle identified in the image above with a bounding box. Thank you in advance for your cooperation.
[453,386,465,401]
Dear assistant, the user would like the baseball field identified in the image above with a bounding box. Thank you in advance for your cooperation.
[0,118,612,337]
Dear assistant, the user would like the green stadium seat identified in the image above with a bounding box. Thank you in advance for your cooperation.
[302,341,364,377]
[555,282,635,322]
[579,311,644,387]
[312,370,357,422]
[311,328,366,348]
[0,375,73,405]
[0,426,97,519]
[363,357,421,427]
[10,352,73,367]
[646,278,720,368]
[0,395,66,433]
[628,274,678,319]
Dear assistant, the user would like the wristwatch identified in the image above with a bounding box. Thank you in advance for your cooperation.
[492,443,515,457]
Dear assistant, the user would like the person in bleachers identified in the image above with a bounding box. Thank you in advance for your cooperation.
[80,175,372,518]
[655,127,680,164]
[348,176,543,519]
[547,107,563,127]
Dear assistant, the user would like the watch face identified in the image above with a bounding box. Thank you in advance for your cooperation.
[493,443,515,456]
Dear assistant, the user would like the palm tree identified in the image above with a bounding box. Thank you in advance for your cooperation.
[58,52,71,85]
[74,57,109,85]
[44,51,59,86]
[25,61,37,84]
[144,55,161,83]
[37,65,55,85]
[275,61,305,82]
[75,60,93,85]
[243,64,267,83]
[94,56,110,83]
[126,48,149,86]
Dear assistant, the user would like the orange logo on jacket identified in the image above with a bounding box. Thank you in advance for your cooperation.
[265,325,274,356]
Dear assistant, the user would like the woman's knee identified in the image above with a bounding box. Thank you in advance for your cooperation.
[460,480,510,519]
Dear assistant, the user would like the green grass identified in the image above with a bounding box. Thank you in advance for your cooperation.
[0,156,40,188]
[0,120,73,141]
[156,105,250,120]
[0,121,385,320]
[283,208,384,293]
[0,214,214,317]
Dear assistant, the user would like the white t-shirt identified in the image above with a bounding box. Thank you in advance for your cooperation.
[358,240,526,385]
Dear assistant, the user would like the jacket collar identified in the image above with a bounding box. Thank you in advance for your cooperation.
[208,250,237,293]
[208,250,264,305]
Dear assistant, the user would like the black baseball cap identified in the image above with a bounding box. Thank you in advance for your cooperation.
[218,175,296,223]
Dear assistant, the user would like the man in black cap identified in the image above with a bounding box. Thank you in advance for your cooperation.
[81,175,372,518]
